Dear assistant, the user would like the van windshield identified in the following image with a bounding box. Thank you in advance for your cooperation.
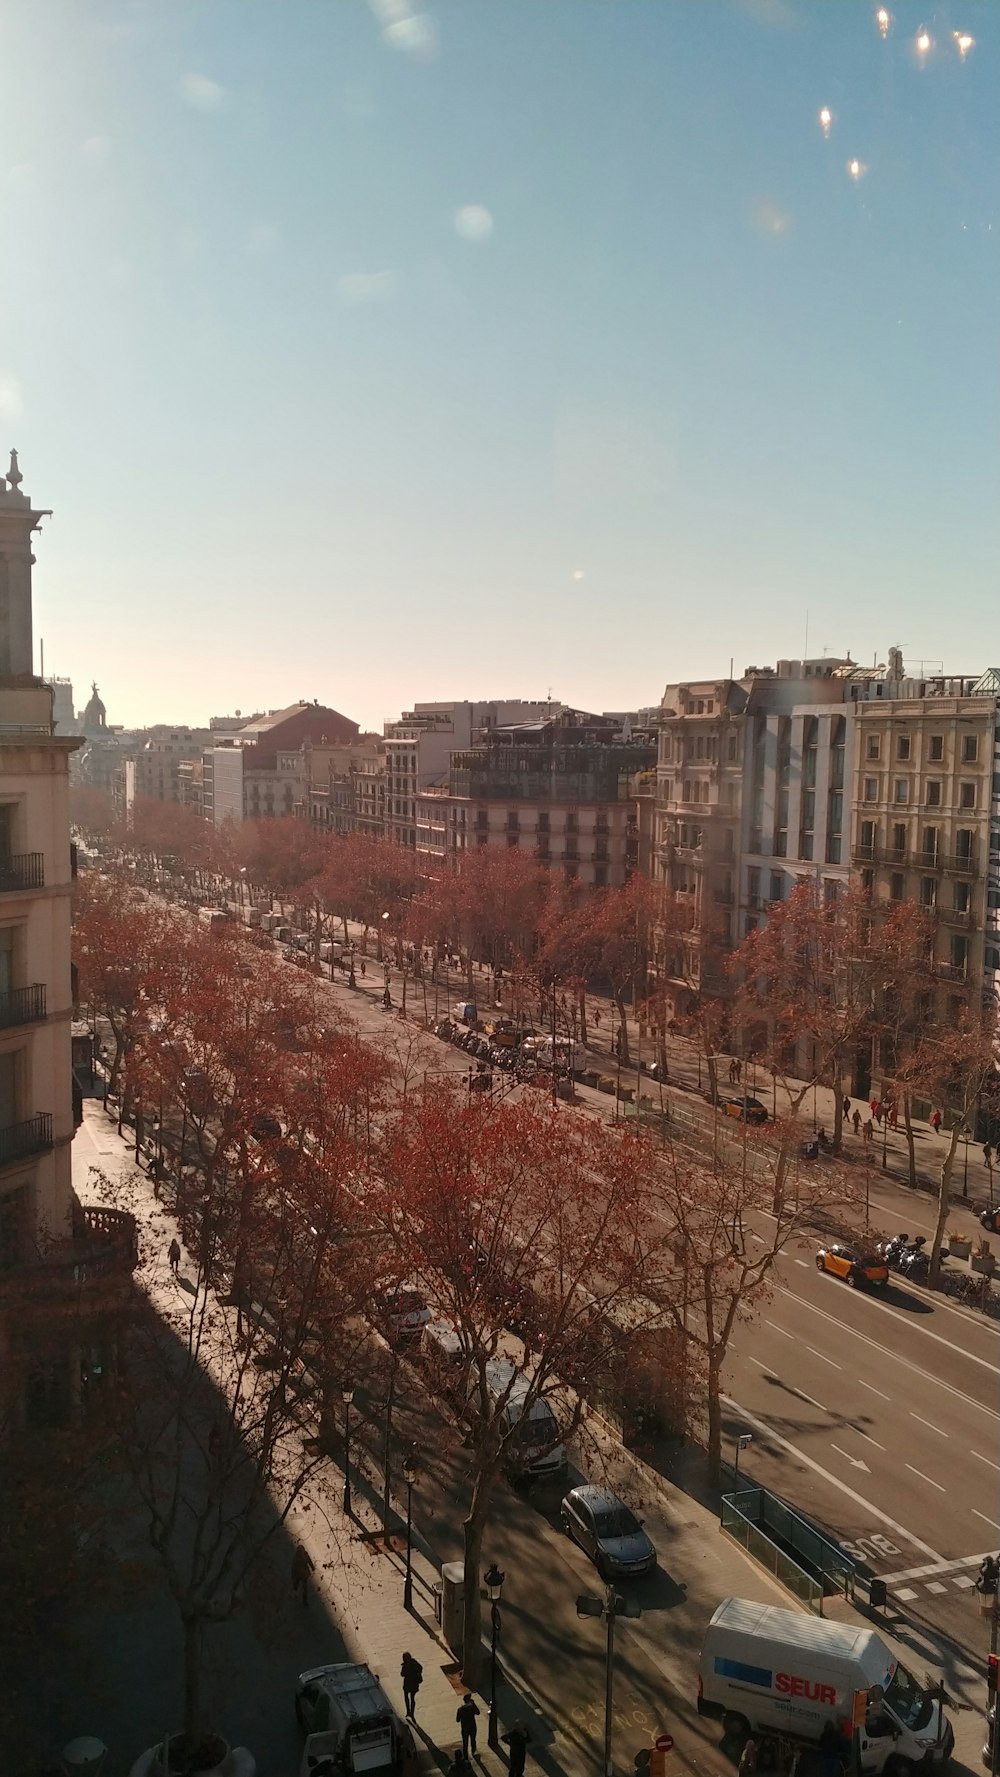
[885,1662,933,1733]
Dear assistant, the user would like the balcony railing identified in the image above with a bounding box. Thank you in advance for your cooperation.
[0,852,45,894]
[0,984,46,1029]
[0,1113,53,1167]
[0,1204,138,1303]
[852,842,978,875]
[933,961,968,983]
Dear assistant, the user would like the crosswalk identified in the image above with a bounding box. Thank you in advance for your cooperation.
[877,1551,992,1603]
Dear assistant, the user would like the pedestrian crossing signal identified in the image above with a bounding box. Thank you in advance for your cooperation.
[988,1655,998,1693]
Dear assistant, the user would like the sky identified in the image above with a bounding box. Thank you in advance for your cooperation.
[1,0,996,731]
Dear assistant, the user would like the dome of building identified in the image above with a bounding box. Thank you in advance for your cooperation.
[81,681,107,735]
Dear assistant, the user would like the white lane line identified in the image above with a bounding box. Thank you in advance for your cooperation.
[850,1425,886,1451]
[766,1322,796,1339]
[779,1280,1000,1379]
[777,1286,1000,1414]
[792,1387,828,1413]
[973,1509,1000,1532]
[879,1551,993,1583]
[971,1450,1000,1472]
[858,1379,891,1401]
[905,1463,946,1493]
[794,1259,809,1268]
[806,1345,842,1370]
[722,1394,943,1562]
[750,1232,765,1245]
[910,1412,948,1437]
[748,1356,779,1377]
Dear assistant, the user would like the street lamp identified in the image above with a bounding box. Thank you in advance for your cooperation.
[403,1451,419,1611]
[577,1584,642,1777]
[734,1431,753,1486]
[341,1381,355,1516]
[484,1561,505,1748]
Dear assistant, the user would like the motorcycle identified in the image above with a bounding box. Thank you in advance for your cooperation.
[898,1235,931,1280]
[876,1232,911,1270]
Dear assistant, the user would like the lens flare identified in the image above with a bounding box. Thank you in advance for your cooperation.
[953,31,974,59]
[875,8,891,39]
[819,107,832,138]
[915,27,933,57]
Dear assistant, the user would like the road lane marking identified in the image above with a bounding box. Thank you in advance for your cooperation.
[973,1509,1000,1532]
[766,1321,796,1339]
[910,1412,948,1437]
[905,1463,946,1493]
[722,1394,943,1561]
[849,1425,886,1451]
[831,1443,869,1472]
[748,1356,780,1378]
[793,1388,828,1411]
[780,1279,1000,1378]
[878,1551,993,1582]
[858,1379,891,1401]
[971,1450,1000,1472]
[777,1286,1000,1414]
[806,1345,842,1369]
[794,1259,809,1268]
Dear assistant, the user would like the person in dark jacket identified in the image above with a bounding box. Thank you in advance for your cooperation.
[457,1695,480,1758]
[501,1721,531,1777]
[400,1652,423,1720]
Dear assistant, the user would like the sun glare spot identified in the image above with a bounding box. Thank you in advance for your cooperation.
[915,28,933,58]
[875,8,891,39]
[819,107,832,139]
[953,31,974,59]
[847,159,867,182]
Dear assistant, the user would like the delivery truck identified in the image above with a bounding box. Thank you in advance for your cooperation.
[698,1597,953,1773]
[296,1662,415,1777]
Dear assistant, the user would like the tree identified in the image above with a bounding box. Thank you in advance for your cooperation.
[371,1087,677,1686]
[72,872,177,1116]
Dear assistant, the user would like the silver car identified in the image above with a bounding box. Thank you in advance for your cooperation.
[560,1484,657,1579]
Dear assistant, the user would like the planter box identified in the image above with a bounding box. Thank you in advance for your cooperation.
[971,1254,996,1275]
[948,1238,972,1259]
[597,1077,616,1095]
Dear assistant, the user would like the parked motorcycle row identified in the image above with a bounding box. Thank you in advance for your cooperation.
[433,1018,554,1089]
[874,1231,940,1282]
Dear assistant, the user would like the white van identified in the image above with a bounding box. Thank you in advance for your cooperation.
[476,1357,567,1482]
[699,1597,953,1771]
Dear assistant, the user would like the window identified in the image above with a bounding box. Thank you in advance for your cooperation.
[864,778,879,802]
[594,864,607,887]
[696,736,704,759]
[926,780,941,807]
[921,826,939,864]
[537,812,549,833]
[862,868,874,895]
[769,872,783,903]
[566,811,578,833]
[951,935,969,972]
[866,735,881,761]
[860,819,875,851]
[890,873,904,902]
[893,779,909,804]
[920,878,936,908]
[896,735,911,761]
[929,735,944,761]
[892,823,907,858]
[747,866,760,906]
[960,782,976,810]
[823,879,839,906]
[728,732,738,761]
[506,811,519,831]
[744,915,758,937]
[682,780,690,802]
[963,735,979,763]
[986,945,1000,971]
[954,881,970,913]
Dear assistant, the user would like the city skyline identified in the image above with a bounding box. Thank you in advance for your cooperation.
[2,0,996,729]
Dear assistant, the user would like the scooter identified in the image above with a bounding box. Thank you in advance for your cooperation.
[876,1232,910,1269]
[898,1235,931,1280]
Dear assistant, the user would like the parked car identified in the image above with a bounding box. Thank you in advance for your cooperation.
[815,1243,889,1289]
[722,1096,768,1124]
[377,1287,432,1341]
[560,1484,657,1579]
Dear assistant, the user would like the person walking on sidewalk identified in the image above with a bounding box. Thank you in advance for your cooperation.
[738,1737,758,1777]
[400,1652,423,1720]
[168,1237,181,1275]
[985,1142,994,1169]
[457,1694,480,1759]
[930,1108,942,1132]
[842,1095,851,1119]
[291,1542,314,1608]
[852,1109,862,1137]
[501,1721,531,1777]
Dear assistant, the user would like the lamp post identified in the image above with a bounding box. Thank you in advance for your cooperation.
[975,1558,1000,1777]
[577,1584,642,1777]
[403,1450,419,1611]
[484,1561,505,1748]
[341,1380,354,1516]
[734,1431,753,1486]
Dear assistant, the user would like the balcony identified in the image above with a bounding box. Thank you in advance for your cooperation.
[713,889,734,906]
[932,961,968,983]
[0,984,46,1029]
[0,1113,53,1168]
[0,852,45,894]
[937,906,974,928]
[0,1204,138,1307]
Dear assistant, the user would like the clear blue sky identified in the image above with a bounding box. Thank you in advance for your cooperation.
[2,0,996,730]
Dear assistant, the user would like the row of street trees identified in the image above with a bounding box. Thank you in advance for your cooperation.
[71,868,862,1731]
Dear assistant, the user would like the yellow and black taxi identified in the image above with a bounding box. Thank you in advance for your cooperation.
[815,1243,889,1290]
[722,1095,769,1125]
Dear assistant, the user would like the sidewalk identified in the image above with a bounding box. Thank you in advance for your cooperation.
[63,1101,990,1777]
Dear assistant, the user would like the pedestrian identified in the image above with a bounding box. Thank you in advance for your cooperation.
[291,1542,314,1608]
[457,1694,480,1759]
[863,1118,874,1145]
[501,1721,531,1777]
[383,986,392,1009]
[874,1101,883,1126]
[400,1652,423,1720]
[842,1095,851,1119]
[930,1108,942,1133]
[738,1737,758,1777]
[168,1236,181,1274]
[729,1059,737,1085]
[735,1059,743,1084]
[985,1143,994,1169]
[887,1102,898,1129]
[869,1096,878,1118]
[593,1007,601,1029]
[852,1109,862,1136]
[360,958,366,978]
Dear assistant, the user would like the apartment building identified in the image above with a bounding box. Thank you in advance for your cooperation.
[416,711,654,887]
[306,736,385,836]
[384,700,561,848]
[849,654,1000,1014]
[0,452,135,1431]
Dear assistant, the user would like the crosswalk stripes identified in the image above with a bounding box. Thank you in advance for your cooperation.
[878,1550,992,1603]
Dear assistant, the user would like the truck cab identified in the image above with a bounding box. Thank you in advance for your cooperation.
[296,1663,414,1777]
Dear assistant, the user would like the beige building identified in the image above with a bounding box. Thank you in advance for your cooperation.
[850,660,999,1013]
[0,452,135,1431]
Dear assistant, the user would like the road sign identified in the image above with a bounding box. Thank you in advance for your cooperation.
[655,1735,674,1752]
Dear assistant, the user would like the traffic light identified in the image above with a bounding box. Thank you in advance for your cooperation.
[987,1654,998,1694]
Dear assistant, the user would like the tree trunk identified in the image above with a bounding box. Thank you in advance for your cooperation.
[578,987,588,1052]
[705,1352,722,1483]
[460,1465,494,1688]
[614,988,630,1067]
[832,1075,844,1154]
[928,1124,961,1286]
[182,1609,206,1740]
[902,1092,918,1187]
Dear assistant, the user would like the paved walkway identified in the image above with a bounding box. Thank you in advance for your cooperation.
[54,1101,990,1777]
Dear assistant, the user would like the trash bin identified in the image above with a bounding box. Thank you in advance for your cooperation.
[441,1560,466,1656]
[60,1738,108,1777]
